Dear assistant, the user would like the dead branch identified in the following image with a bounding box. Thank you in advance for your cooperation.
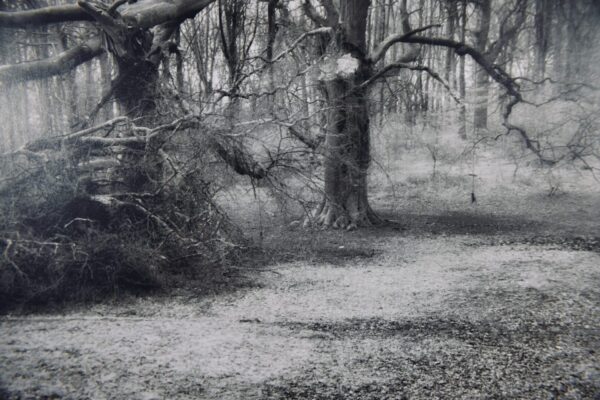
[362,62,460,104]
[0,38,103,83]
[90,195,193,245]
[368,24,440,63]
[21,117,128,152]
[0,4,91,27]
[397,35,556,165]
[267,27,333,64]
[77,0,216,29]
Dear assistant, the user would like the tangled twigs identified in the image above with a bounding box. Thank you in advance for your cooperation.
[2,239,28,280]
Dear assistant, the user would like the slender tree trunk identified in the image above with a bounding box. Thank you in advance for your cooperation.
[84,59,94,111]
[564,3,580,80]
[473,66,489,131]
[99,52,113,120]
[534,0,553,79]
[175,29,184,95]
[17,43,31,142]
[473,0,491,133]
[375,0,387,124]
[266,0,278,101]
[444,2,456,113]
[58,27,78,129]
[458,0,467,139]
[33,25,56,135]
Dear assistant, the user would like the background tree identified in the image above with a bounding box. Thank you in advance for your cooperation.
[1,0,599,228]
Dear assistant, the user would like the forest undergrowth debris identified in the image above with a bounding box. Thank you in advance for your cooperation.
[0,129,245,312]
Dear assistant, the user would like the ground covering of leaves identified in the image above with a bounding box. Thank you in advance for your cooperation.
[1,189,600,399]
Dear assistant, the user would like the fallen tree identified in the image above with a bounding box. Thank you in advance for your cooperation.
[0,113,271,310]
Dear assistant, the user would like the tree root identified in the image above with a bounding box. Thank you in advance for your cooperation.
[300,198,382,230]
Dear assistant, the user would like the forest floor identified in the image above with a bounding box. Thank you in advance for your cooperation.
[1,182,600,399]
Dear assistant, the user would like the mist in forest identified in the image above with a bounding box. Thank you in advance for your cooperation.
[0,1,599,399]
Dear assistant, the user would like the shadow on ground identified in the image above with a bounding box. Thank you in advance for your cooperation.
[261,285,600,400]
[241,209,600,270]
[380,211,538,235]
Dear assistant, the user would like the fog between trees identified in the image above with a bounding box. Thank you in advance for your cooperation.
[0,0,598,306]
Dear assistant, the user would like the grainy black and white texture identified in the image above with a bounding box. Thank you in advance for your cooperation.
[0,0,599,399]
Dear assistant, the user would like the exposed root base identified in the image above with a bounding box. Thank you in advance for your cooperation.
[302,200,382,231]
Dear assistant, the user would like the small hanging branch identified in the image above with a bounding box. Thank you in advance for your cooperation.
[469,174,477,203]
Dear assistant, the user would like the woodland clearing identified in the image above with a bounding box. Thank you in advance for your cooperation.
[1,177,600,400]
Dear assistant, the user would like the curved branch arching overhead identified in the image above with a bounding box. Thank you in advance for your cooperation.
[0,38,103,83]
[0,5,91,27]
[0,0,216,29]
[0,0,217,85]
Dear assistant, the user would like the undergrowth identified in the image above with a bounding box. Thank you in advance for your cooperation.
[0,149,243,313]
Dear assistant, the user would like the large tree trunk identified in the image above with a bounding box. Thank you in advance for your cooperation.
[111,59,162,193]
[308,0,381,229]
[314,75,380,228]
[114,59,159,122]
[79,2,171,194]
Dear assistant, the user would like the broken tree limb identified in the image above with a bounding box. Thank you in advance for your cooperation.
[90,195,194,244]
[21,117,129,152]
[0,38,103,83]
[0,5,91,27]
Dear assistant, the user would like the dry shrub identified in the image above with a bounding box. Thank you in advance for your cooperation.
[0,148,243,312]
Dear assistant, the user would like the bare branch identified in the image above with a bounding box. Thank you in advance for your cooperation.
[279,123,322,150]
[0,38,103,83]
[210,139,272,180]
[368,24,439,63]
[302,0,327,27]
[362,62,460,104]
[486,0,527,61]
[91,195,193,244]
[395,35,556,165]
[399,36,517,95]
[110,0,217,29]
[269,27,333,64]
[1,0,215,30]
[0,5,91,28]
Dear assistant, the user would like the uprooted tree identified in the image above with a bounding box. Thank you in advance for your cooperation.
[0,0,278,192]
[0,0,257,306]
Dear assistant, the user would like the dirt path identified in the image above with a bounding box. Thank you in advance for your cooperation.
[1,231,600,399]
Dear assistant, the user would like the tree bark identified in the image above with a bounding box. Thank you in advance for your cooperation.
[0,0,215,30]
[307,0,381,229]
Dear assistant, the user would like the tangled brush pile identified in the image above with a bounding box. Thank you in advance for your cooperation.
[0,121,244,312]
